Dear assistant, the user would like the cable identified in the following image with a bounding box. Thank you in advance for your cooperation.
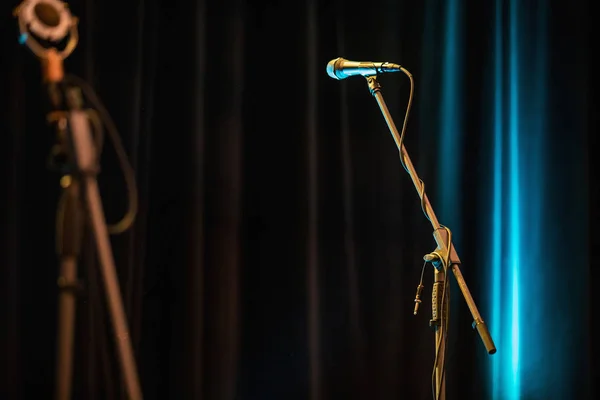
[430,226,452,400]
[417,260,428,290]
[391,68,453,400]
[397,68,430,222]
[414,260,429,314]
[64,73,138,234]
[439,226,452,400]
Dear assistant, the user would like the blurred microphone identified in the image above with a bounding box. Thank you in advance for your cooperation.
[15,0,74,44]
[326,57,402,80]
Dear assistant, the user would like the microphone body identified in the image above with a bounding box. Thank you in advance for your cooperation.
[326,57,401,80]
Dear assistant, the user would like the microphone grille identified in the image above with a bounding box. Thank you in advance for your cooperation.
[326,57,344,80]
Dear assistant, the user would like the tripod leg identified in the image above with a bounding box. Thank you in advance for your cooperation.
[56,256,78,400]
[83,177,143,400]
[64,96,142,399]
[55,180,84,400]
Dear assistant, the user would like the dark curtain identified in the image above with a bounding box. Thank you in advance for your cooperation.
[0,0,595,399]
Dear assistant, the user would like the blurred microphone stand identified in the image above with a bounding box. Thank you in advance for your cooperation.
[14,1,143,399]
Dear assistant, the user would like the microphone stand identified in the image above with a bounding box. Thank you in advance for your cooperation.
[13,3,142,397]
[363,75,496,400]
[43,49,143,400]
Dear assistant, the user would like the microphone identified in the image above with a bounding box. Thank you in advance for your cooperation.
[14,0,78,83]
[15,0,73,43]
[326,57,402,80]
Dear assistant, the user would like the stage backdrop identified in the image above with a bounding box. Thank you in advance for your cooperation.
[0,0,596,399]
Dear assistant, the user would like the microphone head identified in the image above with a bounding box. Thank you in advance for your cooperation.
[326,57,345,80]
[17,0,73,43]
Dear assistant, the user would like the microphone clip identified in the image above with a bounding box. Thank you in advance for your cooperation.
[365,75,382,96]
